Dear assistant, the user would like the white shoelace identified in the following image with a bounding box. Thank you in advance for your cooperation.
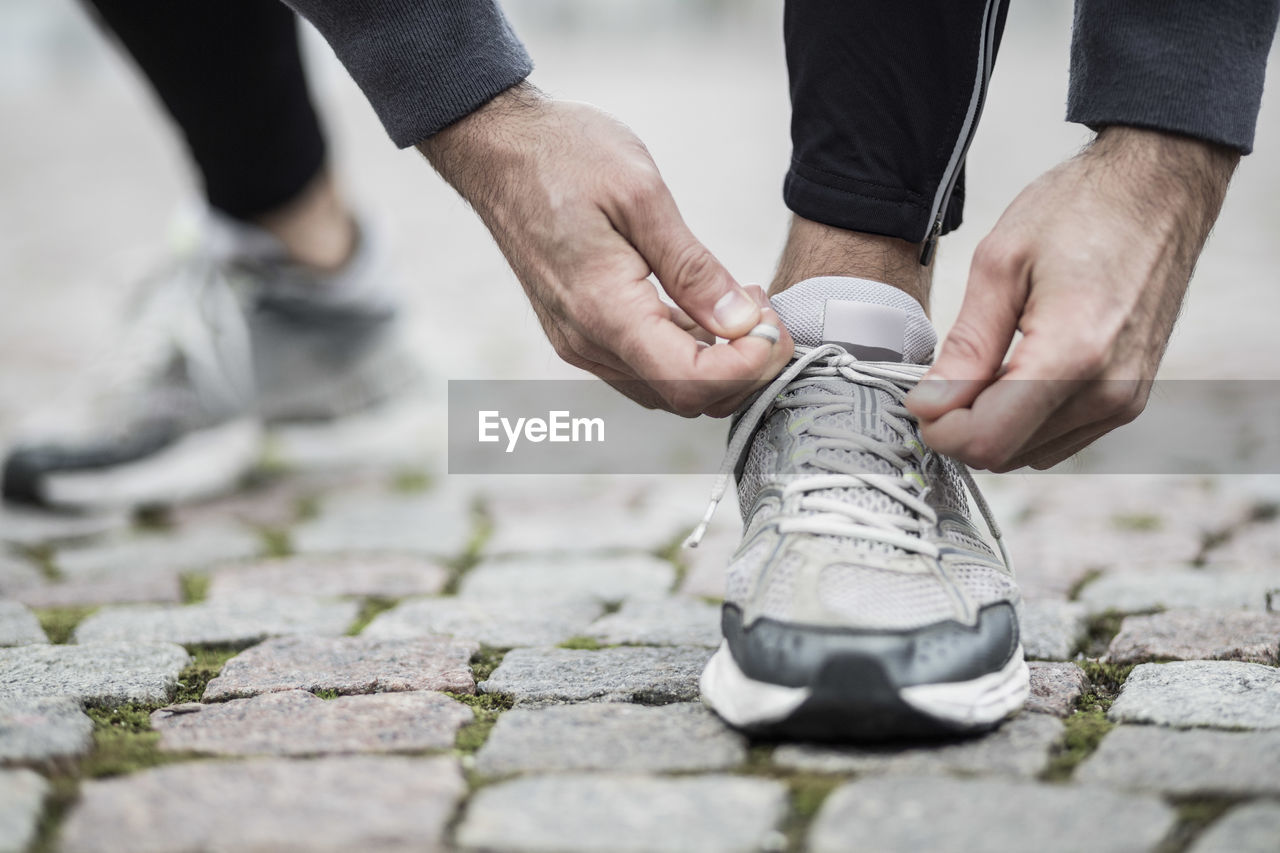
[684,345,1012,570]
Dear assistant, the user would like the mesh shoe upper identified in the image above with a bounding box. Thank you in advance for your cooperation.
[696,277,1018,634]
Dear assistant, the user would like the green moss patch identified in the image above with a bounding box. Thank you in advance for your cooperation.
[1041,706,1114,782]
[346,597,400,636]
[178,573,210,604]
[469,647,508,683]
[34,606,97,645]
[557,636,606,651]
[173,645,239,704]
[391,468,433,494]
[448,691,515,755]
[1111,513,1162,532]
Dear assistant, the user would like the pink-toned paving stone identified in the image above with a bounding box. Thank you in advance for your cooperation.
[1107,609,1280,665]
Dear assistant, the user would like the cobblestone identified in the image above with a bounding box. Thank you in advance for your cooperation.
[1076,726,1280,796]
[207,554,449,600]
[585,597,722,648]
[54,524,263,581]
[73,595,358,647]
[362,595,602,647]
[152,689,473,756]
[774,713,1063,778]
[1026,662,1089,717]
[481,646,709,706]
[291,492,474,558]
[1188,802,1280,853]
[483,489,691,555]
[1108,661,1280,729]
[0,504,126,547]
[203,635,476,701]
[456,774,788,853]
[0,696,93,764]
[1106,609,1280,664]
[0,554,43,598]
[0,769,46,853]
[1020,600,1087,660]
[677,524,739,600]
[474,703,746,777]
[12,572,183,608]
[1077,567,1280,615]
[0,601,44,646]
[0,642,188,706]
[809,776,1175,853]
[58,756,465,853]
[459,554,675,603]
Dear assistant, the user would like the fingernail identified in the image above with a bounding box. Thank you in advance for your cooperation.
[909,377,951,407]
[749,286,769,308]
[713,289,759,331]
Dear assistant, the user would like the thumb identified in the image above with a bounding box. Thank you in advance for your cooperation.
[907,240,1027,419]
[611,179,760,338]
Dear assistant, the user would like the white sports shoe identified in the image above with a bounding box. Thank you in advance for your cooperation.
[689,277,1029,741]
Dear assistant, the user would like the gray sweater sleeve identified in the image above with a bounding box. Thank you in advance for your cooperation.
[282,0,532,149]
[1068,0,1279,154]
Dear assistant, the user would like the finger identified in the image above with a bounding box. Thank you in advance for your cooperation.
[919,330,1087,470]
[906,236,1029,420]
[609,305,794,417]
[607,177,761,338]
[667,304,716,346]
[997,406,1137,472]
[996,378,1149,466]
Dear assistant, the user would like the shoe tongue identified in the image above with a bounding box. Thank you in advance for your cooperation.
[770,276,937,365]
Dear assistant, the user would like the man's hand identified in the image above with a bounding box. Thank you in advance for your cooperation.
[419,84,793,417]
[905,127,1238,470]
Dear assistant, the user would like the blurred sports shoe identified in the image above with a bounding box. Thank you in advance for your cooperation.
[2,211,417,510]
[687,277,1028,740]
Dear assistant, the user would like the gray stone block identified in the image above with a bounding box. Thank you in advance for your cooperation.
[0,601,45,646]
[362,595,602,648]
[456,774,787,853]
[459,554,674,604]
[1020,600,1087,660]
[55,524,262,581]
[203,635,476,701]
[0,696,93,764]
[1027,661,1089,717]
[1189,802,1280,853]
[809,776,1175,853]
[0,504,125,547]
[208,554,449,600]
[0,642,189,706]
[152,690,473,756]
[0,769,46,853]
[59,756,464,853]
[774,713,1062,778]
[13,572,183,608]
[291,493,473,558]
[1107,609,1280,665]
[1109,661,1280,729]
[586,597,722,648]
[481,646,709,706]
[474,703,746,777]
[73,595,358,647]
[1078,568,1280,615]
[0,554,44,598]
[1077,726,1280,796]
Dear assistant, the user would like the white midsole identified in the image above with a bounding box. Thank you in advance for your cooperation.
[41,418,263,510]
[700,640,1029,730]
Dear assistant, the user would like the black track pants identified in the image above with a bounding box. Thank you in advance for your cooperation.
[784,0,1010,256]
[81,0,327,221]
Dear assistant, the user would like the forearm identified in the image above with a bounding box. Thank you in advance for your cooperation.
[280,0,532,148]
[1068,0,1280,154]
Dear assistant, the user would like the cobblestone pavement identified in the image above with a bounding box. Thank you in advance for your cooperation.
[3,2,1280,852]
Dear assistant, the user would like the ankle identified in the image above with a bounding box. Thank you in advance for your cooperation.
[253,170,357,272]
[770,216,933,313]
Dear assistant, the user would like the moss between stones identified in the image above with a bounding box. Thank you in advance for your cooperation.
[654,528,691,592]
[1041,706,1114,782]
[1110,513,1162,532]
[294,494,321,522]
[1155,798,1244,853]
[345,597,401,636]
[780,775,842,853]
[1065,567,1103,601]
[442,498,493,595]
[557,636,607,651]
[448,691,515,755]
[34,606,98,645]
[1074,659,1136,696]
[173,645,240,704]
[469,646,507,683]
[20,544,62,583]
[257,527,292,558]
[1080,611,1131,658]
[28,775,79,853]
[178,573,211,604]
[312,689,341,700]
[391,468,432,494]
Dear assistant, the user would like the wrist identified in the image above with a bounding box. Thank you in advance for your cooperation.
[416,80,546,198]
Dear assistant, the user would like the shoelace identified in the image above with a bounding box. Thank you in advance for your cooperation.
[684,345,1012,570]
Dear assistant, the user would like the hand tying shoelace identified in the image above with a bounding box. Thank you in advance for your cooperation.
[685,344,1011,571]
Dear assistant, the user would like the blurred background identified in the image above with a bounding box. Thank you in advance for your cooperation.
[1,0,1278,458]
